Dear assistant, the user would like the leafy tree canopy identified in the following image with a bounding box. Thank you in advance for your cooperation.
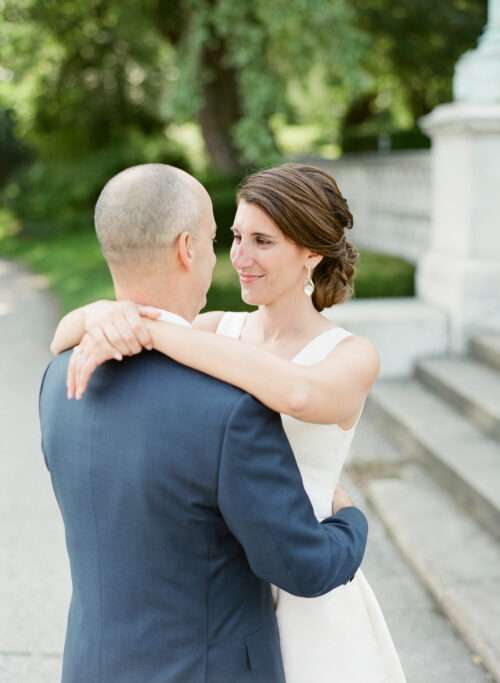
[0,0,487,173]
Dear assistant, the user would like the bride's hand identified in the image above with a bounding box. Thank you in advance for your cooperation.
[332,485,354,515]
[83,299,160,357]
[67,301,161,399]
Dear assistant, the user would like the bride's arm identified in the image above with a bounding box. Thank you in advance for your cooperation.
[193,311,224,332]
[143,320,379,425]
[52,303,223,356]
[69,308,378,423]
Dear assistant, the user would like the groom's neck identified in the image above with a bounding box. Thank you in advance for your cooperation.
[113,281,196,322]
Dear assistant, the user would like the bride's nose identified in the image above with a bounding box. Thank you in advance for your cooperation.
[231,242,254,269]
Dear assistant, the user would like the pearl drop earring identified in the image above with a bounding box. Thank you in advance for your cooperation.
[304,265,315,297]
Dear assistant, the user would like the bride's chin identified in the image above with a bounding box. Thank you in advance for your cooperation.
[241,292,272,308]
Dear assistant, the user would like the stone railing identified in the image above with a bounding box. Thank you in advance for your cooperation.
[307,151,431,264]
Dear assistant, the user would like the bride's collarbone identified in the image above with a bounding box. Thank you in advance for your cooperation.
[243,328,337,361]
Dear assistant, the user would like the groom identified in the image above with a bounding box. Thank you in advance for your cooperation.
[39,164,368,683]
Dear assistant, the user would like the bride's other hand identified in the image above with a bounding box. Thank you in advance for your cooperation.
[83,300,160,357]
[66,302,161,399]
[332,485,354,515]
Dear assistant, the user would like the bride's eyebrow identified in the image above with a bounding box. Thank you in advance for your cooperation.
[230,226,275,238]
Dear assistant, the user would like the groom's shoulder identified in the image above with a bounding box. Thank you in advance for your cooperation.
[39,350,261,419]
[145,352,269,430]
[153,352,244,397]
[40,350,71,388]
[146,352,274,421]
[139,350,248,403]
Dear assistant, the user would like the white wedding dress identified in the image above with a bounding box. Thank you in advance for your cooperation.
[217,312,406,683]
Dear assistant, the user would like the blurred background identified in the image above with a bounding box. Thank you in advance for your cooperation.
[0,0,485,311]
[2,2,500,683]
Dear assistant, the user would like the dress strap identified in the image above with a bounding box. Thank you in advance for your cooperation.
[215,312,248,339]
[293,327,353,364]
[329,327,353,348]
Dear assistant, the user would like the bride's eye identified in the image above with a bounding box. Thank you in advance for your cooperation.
[256,237,271,246]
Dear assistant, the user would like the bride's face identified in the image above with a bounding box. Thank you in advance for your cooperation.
[230,200,310,307]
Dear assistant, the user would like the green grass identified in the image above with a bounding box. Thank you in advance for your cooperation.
[0,229,415,313]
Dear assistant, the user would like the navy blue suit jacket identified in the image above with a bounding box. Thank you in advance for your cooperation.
[39,350,368,683]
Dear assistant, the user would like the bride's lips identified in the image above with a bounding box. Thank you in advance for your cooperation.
[238,273,264,284]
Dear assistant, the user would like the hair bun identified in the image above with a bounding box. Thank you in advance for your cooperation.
[312,239,358,310]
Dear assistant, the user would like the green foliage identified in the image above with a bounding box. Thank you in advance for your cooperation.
[342,127,430,154]
[0,0,487,241]
[0,0,366,170]
[0,0,172,156]
[194,0,364,164]
[4,133,190,235]
[203,173,242,248]
[0,107,30,185]
[354,251,415,298]
[343,0,486,138]
[1,0,487,161]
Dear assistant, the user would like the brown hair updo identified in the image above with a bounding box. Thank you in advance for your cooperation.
[236,163,358,311]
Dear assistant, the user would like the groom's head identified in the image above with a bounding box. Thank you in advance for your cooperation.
[94,163,217,318]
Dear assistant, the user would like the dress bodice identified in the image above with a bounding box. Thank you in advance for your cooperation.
[216,312,363,520]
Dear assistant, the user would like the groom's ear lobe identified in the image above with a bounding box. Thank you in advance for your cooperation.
[176,231,194,272]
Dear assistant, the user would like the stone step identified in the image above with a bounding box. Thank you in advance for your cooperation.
[368,380,500,542]
[368,465,500,683]
[342,462,493,682]
[471,335,500,373]
[416,356,500,441]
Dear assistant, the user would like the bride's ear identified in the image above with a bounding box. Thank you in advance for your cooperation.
[306,253,323,270]
[176,231,194,272]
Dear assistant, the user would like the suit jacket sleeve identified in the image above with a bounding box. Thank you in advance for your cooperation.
[218,393,368,598]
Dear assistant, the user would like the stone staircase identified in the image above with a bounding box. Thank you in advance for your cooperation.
[348,334,500,682]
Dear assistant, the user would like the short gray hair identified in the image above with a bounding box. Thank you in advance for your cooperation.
[95,164,202,265]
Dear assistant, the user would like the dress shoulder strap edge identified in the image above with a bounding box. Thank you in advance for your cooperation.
[215,312,248,339]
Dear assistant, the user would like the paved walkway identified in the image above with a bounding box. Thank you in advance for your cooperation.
[0,260,66,681]
[0,257,492,683]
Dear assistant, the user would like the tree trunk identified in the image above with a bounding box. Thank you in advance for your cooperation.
[197,38,243,175]
[154,1,244,174]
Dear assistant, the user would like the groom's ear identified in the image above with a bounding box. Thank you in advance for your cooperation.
[176,231,194,272]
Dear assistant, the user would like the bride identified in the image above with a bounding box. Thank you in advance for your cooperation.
[52,163,407,683]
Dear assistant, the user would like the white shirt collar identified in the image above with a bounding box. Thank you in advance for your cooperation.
[157,309,192,328]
